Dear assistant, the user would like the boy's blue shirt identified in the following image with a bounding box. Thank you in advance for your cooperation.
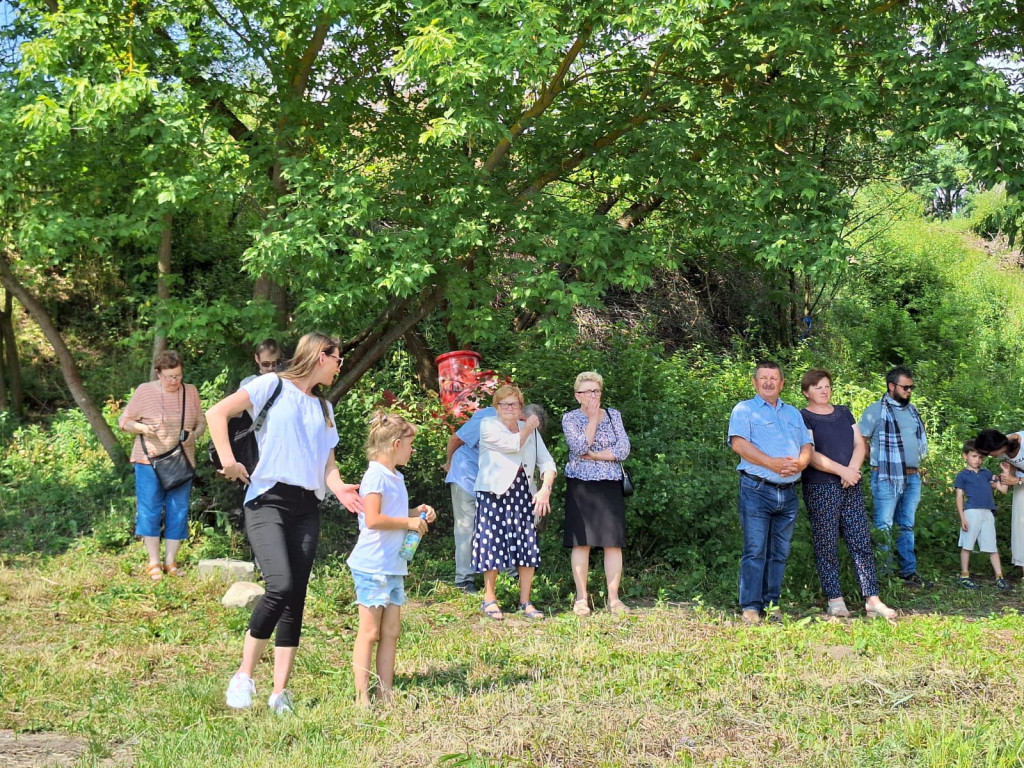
[954,466,997,511]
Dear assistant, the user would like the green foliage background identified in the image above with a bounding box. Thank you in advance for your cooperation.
[4,197,1024,609]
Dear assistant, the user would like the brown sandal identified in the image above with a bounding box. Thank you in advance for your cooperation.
[165,563,180,577]
[146,563,163,581]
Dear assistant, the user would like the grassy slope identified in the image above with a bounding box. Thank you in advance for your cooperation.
[3,543,1024,768]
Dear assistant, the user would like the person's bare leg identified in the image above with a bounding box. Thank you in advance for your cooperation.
[518,567,535,606]
[960,548,971,577]
[482,570,499,603]
[143,536,161,569]
[238,631,270,678]
[164,538,181,569]
[375,605,402,703]
[991,552,1004,579]
[604,547,623,604]
[571,546,590,601]
[272,646,298,695]
[352,605,383,708]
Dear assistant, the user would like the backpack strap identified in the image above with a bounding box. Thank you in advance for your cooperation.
[246,376,284,435]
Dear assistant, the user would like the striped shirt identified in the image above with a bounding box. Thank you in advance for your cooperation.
[728,395,813,484]
[119,381,204,465]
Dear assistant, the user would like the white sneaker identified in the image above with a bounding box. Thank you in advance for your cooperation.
[226,672,256,709]
[267,689,295,715]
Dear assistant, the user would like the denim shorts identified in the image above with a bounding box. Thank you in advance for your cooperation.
[350,568,406,608]
[134,462,191,540]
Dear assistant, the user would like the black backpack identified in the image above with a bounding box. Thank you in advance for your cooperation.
[209,376,284,474]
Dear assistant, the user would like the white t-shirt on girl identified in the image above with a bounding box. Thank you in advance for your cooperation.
[242,374,339,504]
[347,461,410,576]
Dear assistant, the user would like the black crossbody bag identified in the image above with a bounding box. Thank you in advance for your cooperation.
[141,387,195,491]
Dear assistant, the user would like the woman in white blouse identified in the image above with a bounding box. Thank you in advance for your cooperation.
[472,385,557,621]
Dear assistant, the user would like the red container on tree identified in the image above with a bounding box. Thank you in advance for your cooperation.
[435,350,482,416]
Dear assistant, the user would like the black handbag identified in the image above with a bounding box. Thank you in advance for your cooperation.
[141,387,195,491]
[620,464,634,497]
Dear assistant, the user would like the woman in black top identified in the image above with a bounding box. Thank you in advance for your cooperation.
[800,369,895,619]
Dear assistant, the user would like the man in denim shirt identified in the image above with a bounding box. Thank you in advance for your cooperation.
[728,361,813,624]
[443,406,497,593]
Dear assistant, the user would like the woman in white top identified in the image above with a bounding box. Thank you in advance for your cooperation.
[206,332,363,714]
[472,384,557,621]
[976,428,1024,580]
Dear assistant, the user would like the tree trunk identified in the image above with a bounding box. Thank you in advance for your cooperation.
[253,274,289,329]
[0,314,7,411]
[150,213,172,379]
[327,285,445,403]
[253,161,292,329]
[0,289,23,416]
[402,326,440,393]
[0,253,130,471]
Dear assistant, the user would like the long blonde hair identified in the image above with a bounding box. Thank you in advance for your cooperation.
[365,410,417,461]
[279,332,338,428]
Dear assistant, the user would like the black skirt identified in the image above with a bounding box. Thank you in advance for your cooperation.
[563,477,626,548]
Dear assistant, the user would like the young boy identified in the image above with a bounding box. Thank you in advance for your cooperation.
[955,439,1010,590]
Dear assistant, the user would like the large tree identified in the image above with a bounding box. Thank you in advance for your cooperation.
[1,0,1022,455]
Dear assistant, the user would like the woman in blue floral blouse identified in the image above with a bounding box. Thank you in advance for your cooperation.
[561,371,631,616]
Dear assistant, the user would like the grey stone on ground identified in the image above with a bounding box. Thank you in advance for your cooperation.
[222,581,265,610]
[197,558,255,582]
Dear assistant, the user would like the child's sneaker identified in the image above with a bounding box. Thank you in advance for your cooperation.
[267,689,295,715]
[958,576,980,590]
[995,578,1011,591]
[226,672,256,709]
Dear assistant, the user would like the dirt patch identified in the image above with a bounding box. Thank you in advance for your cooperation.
[0,731,132,767]
[821,644,858,661]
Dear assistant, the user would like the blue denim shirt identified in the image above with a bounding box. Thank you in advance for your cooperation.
[444,407,497,495]
[728,394,813,485]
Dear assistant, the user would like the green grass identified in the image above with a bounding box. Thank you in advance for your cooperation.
[4,539,1024,768]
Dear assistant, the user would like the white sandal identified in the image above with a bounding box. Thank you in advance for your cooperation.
[865,600,897,619]
[826,598,851,618]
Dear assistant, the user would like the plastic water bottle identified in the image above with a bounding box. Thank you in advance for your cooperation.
[399,511,428,561]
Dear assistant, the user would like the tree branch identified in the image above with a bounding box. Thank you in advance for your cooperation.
[616,196,664,230]
[483,25,593,173]
[328,285,446,402]
[515,102,677,201]
[290,21,332,97]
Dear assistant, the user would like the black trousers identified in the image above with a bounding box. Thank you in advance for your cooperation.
[244,483,321,647]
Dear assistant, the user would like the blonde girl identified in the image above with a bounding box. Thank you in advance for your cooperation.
[207,332,363,714]
[347,410,436,707]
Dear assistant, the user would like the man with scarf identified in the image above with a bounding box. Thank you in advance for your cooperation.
[858,366,929,587]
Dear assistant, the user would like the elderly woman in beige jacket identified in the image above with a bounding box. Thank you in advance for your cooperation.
[473,385,557,621]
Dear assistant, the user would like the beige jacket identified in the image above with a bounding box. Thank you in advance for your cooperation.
[474,417,557,495]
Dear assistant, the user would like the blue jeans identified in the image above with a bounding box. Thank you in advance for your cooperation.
[738,474,799,611]
[134,462,192,540]
[870,471,921,577]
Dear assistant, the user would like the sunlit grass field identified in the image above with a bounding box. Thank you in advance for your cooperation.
[4,539,1024,768]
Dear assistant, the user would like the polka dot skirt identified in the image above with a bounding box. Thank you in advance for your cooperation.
[472,469,540,571]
